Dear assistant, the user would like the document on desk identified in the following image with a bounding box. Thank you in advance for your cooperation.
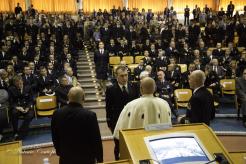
[145,123,172,131]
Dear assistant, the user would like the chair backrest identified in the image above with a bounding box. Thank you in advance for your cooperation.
[207,88,213,95]
[36,96,57,116]
[109,56,121,65]
[174,89,192,102]
[220,79,235,91]
[177,64,187,73]
[128,64,138,73]
[0,141,22,164]
[122,56,134,65]
[134,55,144,64]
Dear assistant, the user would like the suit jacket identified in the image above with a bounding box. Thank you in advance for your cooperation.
[187,86,214,125]
[133,66,144,81]
[37,75,56,95]
[22,74,37,92]
[8,85,33,110]
[207,65,225,79]
[55,85,73,107]
[105,82,138,131]
[236,77,246,103]
[51,103,103,164]
[94,49,109,80]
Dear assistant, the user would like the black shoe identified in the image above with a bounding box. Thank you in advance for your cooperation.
[14,134,22,141]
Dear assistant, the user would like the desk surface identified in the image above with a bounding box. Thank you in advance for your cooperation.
[120,124,233,164]
[229,151,246,164]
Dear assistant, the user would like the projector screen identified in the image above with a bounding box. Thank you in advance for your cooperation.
[144,133,214,164]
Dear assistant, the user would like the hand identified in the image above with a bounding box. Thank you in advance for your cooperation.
[210,83,216,87]
[177,115,186,123]
[24,108,29,113]
[16,107,25,113]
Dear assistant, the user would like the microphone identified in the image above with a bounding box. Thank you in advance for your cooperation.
[139,159,160,164]
[205,155,222,164]
[205,153,229,164]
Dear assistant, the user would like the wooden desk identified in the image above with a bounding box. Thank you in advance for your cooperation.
[103,159,131,164]
[119,124,233,164]
[0,141,22,164]
[229,151,246,164]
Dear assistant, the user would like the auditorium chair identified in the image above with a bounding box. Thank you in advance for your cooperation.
[134,55,144,64]
[220,79,238,116]
[109,56,121,75]
[220,79,236,96]
[122,56,134,65]
[207,88,220,108]
[174,89,192,109]
[109,56,121,65]
[34,96,57,118]
[177,64,188,73]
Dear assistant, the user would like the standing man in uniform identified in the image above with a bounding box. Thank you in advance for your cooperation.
[184,5,190,26]
[106,65,138,160]
[94,41,109,95]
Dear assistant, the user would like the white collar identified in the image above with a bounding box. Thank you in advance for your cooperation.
[193,86,203,94]
[118,83,128,90]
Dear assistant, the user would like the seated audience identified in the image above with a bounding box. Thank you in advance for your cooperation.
[8,75,34,140]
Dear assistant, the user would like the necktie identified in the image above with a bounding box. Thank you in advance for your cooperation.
[122,86,128,96]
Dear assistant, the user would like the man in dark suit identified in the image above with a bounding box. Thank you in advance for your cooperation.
[106,65,138,160]
[55,76,73,107]
[51,87,103,164]
[8,75,34,140]
[22,66,37,90]
[236,68,246,128]
[15,3,22,15]
[156,70,178,118]
[0,88,8,142]
[37,66,56,96]
[0,45,11,69]
[133,61,145,81]
[180,70,214,125]
[184,5,190,25]
[94,41,109,94]
[227,1,234,17]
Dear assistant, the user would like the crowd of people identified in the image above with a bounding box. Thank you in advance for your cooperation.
[0,4,83,141]
[0,1,246,163]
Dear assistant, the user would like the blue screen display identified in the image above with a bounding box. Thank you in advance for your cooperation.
[149,137,209,164]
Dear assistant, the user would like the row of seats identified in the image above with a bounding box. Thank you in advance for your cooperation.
[4,96,57,123]
[109,55,188,73]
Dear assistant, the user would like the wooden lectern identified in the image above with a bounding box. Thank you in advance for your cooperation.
[119,123,234,164]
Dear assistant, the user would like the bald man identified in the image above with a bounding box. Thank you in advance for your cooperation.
[113,77,172,140]
[186,70,214,125]
[51,87,103,164]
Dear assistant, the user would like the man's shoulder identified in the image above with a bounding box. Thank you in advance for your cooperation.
[55,106,96,117]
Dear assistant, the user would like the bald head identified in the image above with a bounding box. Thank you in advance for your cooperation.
[189,70,206,89]
[68,87,85,104]
[140,77,156,95]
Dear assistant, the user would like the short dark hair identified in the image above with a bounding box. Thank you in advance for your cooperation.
[115,65,128,75]
[12,75,22,84]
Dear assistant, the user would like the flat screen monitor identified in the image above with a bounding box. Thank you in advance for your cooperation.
[144,133,214,164]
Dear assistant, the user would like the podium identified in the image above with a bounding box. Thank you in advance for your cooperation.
[119,123,234,163]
